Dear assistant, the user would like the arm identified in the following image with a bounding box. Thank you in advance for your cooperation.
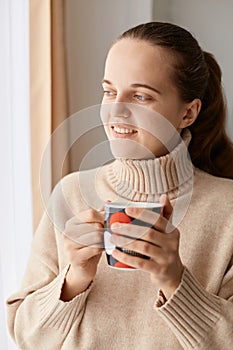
[6,211,93,349]
[110,195,233,349]
[155,265,233,350]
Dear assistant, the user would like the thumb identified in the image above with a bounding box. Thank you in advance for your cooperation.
[159,194,173,220]
[98,199,112,214]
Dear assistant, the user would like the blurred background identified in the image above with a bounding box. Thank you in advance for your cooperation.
[1,0,233,348]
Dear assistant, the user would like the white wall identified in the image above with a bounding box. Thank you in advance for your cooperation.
[64,0,153,171]
[0,1,32,349]
[154,0,233,140]
[65,0,153,114]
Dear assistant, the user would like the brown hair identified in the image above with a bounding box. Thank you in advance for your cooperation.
[118,22,233,179]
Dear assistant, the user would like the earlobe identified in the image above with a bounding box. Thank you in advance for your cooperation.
[179,99,202,129]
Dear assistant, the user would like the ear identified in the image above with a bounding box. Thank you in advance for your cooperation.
[179,99,202,129]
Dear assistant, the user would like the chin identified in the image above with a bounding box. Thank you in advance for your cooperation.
[109,139,155,160]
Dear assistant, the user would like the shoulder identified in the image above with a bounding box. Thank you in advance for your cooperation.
[57,167,102,194]
[192,168,233,238]
[194,167,233,188]
[51,165,109,214]
[193,167,233,205]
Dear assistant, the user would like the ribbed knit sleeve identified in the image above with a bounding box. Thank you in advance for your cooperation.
[35,265,91,331]
[155,268,233,350]
[7,264,92,349]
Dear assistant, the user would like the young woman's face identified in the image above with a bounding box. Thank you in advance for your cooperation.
[101,39,198,157]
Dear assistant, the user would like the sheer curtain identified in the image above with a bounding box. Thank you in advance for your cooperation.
[0,1,68,346]
[0,1,32,349]
[30,0,69,231]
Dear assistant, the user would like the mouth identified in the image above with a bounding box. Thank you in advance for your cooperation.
[110,125,138,138]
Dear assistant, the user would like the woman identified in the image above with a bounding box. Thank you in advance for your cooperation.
[7,22,233,349]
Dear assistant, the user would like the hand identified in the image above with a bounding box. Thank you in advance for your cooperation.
[61,208,104,300]
[110,195,184,299]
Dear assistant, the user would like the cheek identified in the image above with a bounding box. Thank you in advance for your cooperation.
[100,103,110,125]
[141,131,160,147]
[139,130,168,156]
[104,125,111,139]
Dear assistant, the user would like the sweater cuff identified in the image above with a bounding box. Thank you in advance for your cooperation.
[35,265,92,333]
[155,268,222,349]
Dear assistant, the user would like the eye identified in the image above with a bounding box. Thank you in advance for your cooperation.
[134,94,150,102]
[103,90,116,98]
[135,94,145,101]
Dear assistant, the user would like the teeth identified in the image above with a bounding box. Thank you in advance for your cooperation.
[113,126,136,134]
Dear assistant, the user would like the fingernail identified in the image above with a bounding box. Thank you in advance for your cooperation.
[111,223,121,229]
[110,235,116,243]
[126,207,136,214]
[159,194,166,204]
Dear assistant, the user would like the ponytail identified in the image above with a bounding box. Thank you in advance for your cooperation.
[189,52,233,179]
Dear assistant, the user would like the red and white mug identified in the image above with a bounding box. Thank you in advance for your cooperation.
[104,202,162,270]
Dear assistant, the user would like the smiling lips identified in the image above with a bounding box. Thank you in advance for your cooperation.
[111,125,138,137]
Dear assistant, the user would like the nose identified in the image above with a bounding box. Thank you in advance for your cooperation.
[111,102,131,118]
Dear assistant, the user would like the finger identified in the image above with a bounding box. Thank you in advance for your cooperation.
[72,209,105,225]
[125,207,168,231]
[125,207,175,233]
[97,205,105,215]
[65,222,103,238]
[111,225,168,249]
[110,234,166,262]
[111,217,168,241]
[64,229,104,248]
[159,194,173,220]
[112,248,157,273]
[72,246,104,263]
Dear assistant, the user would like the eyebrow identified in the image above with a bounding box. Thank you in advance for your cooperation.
[101,79,161,95]
[131,83,161,95]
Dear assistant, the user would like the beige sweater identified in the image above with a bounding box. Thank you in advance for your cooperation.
[7,132,233,349]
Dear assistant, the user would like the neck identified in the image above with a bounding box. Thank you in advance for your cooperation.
[107,129,193,202]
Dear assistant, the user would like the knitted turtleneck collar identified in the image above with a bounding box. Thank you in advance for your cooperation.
[106,129,193,202]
